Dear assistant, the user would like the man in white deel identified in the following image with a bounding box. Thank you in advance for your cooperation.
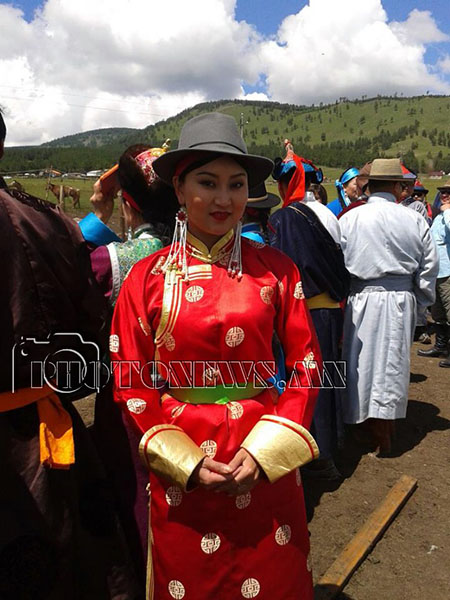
[339,158,438,453]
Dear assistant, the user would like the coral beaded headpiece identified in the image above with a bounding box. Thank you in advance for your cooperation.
[134,140,171,186]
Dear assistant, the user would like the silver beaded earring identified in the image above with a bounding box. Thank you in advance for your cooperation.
[227,221,243,280]
[162,207,189,282]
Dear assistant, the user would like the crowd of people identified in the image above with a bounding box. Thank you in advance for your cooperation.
[1,108,448,599]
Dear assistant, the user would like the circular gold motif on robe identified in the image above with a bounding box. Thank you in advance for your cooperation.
[277,280,285,295]
[201,532,221,554]
[185,285,204,303]
[225,327,245,347]
[307,552,313,572]
[109,334,119,353]
[275,524,292,546]
[165,486,183,507]
[203,367,219,385]
[126,398,147,414]
[171,404,186,419]
[303,351,316,368]
[168,580,185,599]
[294,281,305,300]
[260,286,274,304]
[236,492,252,509]
[241,578,261,598]
[164,333,176,351]
[227,402,244,419]
[200,440,217,458]
[296,469,302,487]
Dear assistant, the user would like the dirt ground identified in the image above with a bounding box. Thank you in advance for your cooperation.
[74,340,449,600]
[18,176,448,599]
[307,341,450,600]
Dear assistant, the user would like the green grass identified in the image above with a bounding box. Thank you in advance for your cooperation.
[11,171,442,225]
[10,177,95,211]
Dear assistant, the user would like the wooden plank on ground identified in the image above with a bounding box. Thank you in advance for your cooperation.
[314,474,418,600]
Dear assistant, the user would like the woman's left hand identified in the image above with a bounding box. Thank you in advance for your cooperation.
[215,448,262,496]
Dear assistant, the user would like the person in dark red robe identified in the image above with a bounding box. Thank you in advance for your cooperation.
[0,111,140,599]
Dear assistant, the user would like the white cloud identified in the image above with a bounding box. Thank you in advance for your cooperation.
[260,0,450,105]
[390,9,449,45]
[1,0,261,144]
[0,0,449,146]
[437,55,450,75]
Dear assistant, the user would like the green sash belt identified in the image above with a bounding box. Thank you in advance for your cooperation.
[168,384,264,405]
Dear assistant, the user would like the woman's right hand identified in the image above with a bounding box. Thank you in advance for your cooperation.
[190,457,235,491]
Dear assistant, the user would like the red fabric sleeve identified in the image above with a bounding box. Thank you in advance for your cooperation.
[110,264,165,434]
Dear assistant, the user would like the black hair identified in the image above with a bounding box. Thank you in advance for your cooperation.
[281,168,315,190]
[244,206,271,243]
[0,110,6,141]
[177,153,249,183]
[277,168,295,188]
[310,183,328,205]
[118,144,179,236]
[304,171,315,190]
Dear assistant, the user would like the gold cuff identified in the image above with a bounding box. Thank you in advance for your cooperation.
[139,425,205,490]
[241,415,319,483]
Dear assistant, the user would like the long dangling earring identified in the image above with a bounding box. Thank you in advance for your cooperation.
[227,221,243,280]
[162,207,189,282]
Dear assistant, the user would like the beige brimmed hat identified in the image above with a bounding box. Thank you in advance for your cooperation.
[437,179,450,191]
[368,158,406,181]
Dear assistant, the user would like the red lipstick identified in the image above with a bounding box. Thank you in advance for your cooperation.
[211,212,230,221]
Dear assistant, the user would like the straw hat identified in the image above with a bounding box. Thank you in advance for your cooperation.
[437,179,450,192]
[368,158,407,181]
[152,112,273,188]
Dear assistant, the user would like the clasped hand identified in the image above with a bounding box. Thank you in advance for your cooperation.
[191,448,262,496]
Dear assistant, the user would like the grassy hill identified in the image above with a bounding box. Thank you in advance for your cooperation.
[43,127,136,148]
[2,95,450,175]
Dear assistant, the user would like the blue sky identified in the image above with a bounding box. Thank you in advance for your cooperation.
[1,0,449,145]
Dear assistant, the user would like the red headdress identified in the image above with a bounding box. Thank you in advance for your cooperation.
[274,140,322,207]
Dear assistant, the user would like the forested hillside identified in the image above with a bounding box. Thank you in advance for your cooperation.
[2,95,449,174]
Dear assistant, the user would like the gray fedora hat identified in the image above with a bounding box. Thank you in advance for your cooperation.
[152,112,273,188]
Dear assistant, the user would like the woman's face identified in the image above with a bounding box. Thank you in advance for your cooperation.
[173,156,248,247]
[344,177,358,201]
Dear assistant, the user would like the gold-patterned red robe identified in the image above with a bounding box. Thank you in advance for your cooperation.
[111,230,321,600]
